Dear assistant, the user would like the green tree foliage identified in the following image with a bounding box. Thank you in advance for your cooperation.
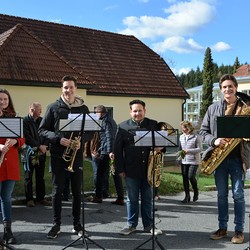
[200,47,214,119]
[176,57,246,89]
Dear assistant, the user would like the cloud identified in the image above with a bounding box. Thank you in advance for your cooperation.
[138,0,149,2]
[104,5,118,11]
[152,36,204,54]
[211,41,231,52]
[118,0,217,55]
[119,0,216,39]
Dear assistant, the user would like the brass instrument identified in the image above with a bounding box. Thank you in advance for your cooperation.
[62,132,81,172]
[201,105,250,175]
[0,139,10,167]
[147,150,163,187]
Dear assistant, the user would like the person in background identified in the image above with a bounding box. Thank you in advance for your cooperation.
[200,74,250,244]
[91,105,124,204]
[0,89,25,244]
[114,99,162,235]
[177,121,202,203]
[38,75,93,239]
[23,102,50,207]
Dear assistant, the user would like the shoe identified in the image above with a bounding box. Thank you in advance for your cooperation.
[27,200,35,207]
[111,199,125,206]
[231,231,244,244]
[38,199,51,206]
[3,225,17,244]
[150,228,163,235]
[193,192,199,202]
[119,226,136,236]
[210,228,227,240]
[181,196,190,203]
[91,197,102,203]
[72,224,88,237]
[47,224,61,239]
[154,195,160,200]
[144,225,162,235]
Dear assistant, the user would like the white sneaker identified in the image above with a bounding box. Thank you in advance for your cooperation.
[150,228,163,235]
[119,226,136,236]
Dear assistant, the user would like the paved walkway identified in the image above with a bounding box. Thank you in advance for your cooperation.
[1,189,250,250]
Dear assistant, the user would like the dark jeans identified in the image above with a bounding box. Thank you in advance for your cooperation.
[50,157,82,226]
[95,155,110,198]
[181,164,198,195]
[24,159,46,202]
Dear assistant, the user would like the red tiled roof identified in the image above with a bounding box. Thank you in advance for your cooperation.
[0,24,93,86]
[0,14,188,98]
[233,64,250,77]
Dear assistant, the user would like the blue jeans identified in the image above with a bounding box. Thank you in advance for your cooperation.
[0,180,16,222]
[214,157,245,232]
[125,177,152,228]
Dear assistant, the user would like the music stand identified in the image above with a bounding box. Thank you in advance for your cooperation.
[132,129,178,250]
[0,117,23,250]
[217,116,250,250]
[59,113,105,250]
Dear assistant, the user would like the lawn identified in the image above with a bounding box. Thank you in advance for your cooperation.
[13,156,220,199]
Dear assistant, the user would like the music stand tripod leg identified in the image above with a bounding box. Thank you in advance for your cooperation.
[61,165,105,250]
[0,239,15,250]
[134,138,166,250]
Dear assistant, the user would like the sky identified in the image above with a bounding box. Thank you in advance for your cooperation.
[1,0,249,75]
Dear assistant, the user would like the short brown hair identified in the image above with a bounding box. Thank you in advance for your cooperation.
[61,75,77,87]
[219,74,238,89]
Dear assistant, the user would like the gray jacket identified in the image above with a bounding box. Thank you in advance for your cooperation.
[179,133,202,165]
[199,93,250,169]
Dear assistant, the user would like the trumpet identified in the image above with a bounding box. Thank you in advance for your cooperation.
[62,132,81,172]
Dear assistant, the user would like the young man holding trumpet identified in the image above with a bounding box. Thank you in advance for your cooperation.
[39,75,92,239]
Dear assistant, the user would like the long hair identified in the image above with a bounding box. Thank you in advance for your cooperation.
[0,89,16,117]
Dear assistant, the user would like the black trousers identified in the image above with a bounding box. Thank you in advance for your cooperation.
[181,164,199,195]
[50,157,82,226]
[24,159,46,202]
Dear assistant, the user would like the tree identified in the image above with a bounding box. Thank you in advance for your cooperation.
[233,56,241,73]
[200,47,214,119]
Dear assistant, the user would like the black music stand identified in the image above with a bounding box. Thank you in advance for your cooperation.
[132,129,178,250]
[217,115,250,250]
[0,117,23,250]
[59,113,105,250]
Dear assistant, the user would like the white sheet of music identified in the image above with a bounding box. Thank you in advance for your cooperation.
[134,131,168,147]
[0,117,23,138]
[59,113,102,131]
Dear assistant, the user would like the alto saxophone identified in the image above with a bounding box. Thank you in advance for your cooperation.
[201,105,250,175]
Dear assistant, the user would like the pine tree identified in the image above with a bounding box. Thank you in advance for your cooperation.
[200,47,214,119]
[233,56,241,73]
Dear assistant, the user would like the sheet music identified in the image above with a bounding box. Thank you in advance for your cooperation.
[134,131,168,147]
[59,113,102,131]
[0,117,23,138]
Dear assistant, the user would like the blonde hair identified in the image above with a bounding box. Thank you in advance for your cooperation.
[180,121,194,133]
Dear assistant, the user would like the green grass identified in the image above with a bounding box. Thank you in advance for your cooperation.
[13,156,222,199]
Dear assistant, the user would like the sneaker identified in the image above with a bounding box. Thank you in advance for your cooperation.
[72,224,88,237]
[231,231,244,244]
[210,229,227,240]
[47,224,60,239]
[144,225,162,235]
[119,226,136,236]
[27,200,35,207]
[111,199,125,206]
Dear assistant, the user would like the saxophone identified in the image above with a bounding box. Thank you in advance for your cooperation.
[201,104,250,175]
[147,150,163,187]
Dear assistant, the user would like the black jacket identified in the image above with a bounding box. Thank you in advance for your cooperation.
[114,117,158,179]
[38,97,93,162]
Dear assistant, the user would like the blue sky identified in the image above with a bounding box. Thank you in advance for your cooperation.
[1,0,249,75]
